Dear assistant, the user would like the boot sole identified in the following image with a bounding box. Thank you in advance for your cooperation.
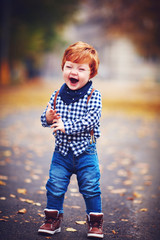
[38,227,61,235]
[87,233,104,238]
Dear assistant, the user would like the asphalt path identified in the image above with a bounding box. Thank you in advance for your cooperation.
[0,108,160,240]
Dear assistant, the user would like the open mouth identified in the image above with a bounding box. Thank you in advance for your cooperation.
[69,77,79,84]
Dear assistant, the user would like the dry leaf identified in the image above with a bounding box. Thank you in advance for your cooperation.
[75,221,86,225]
[66,227,77,232]
[133,192,142,198]
[70,188,78,193]
[10,194,16,198]
[133,199,142,204]
[17,188,27,195]
[24,178,32,183]
[117,169,128,177]
[0,197,6,200]
[18,208,27,214]
[121,219,128,222]
[112,230,117,234]
[123,180,132,186]
[38,213,45,218]
[0,175,8,180]
[37,190,45,195]
[140,208,148,212]
[70,193,81,197]
[111,188,127,194]
[0,180,6,186]
[33,202,41,206]
[3,150,12,157]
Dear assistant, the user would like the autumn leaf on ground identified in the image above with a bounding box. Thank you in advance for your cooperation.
[133,192,142,198]
[112,230,117,234]
[17,188,27,194]
[70,188,78,193]
[140,208,148,212]
[0,175,8,180]
[64,204,81,209]
[17,208,27,214]
[0,180,6,186]
[121,219,128,222]
[75,220,86,225]
[10,194,16,198]
[3,150,12,157]
[66,227,77,232]
[110,188,127,195]
[0,197,6,200]
[38,213,45,218]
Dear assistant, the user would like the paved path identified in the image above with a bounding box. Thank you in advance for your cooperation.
[0,108,160,240]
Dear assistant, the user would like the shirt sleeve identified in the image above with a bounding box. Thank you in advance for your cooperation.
[64,90,102,135]
[40,91,56,127]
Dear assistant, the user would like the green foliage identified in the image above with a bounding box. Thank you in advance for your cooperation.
[1,0,80,61]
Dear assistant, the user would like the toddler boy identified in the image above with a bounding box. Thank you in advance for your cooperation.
[38,41,103,238]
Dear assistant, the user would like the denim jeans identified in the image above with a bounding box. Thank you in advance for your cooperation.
[46,143,102,214]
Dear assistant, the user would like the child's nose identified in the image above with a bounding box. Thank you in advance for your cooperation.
[70,68,78,75]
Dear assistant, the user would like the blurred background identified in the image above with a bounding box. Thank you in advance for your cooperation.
[0,0,160,113]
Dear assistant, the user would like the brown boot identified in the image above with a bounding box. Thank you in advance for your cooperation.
[86,212,104,238]
[38,209,63,235]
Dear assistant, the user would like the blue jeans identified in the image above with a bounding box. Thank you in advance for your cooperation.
[46,143,102,214]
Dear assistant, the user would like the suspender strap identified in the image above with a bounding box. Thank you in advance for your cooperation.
[87,88,95,104]
[54,90,59,109]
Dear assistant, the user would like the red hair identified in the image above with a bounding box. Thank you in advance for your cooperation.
[61,41,99,78]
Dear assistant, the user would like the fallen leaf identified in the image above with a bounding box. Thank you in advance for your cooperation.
[10,194,16,198]
[127,197,134,201]
[66,227,77,232]
[0,175,8,180]
[64,204,81,209]
[0,197,6,200]
[18,208,27,214]
[38,213,45,218]
[75,221,86,225]
[17,188,27,195]
[37,190,45,195]
[121,219,128,222]
[112,230,117,234]
[140,208,148,212]
[70,188,78,193]
[123,180,132,186]
[0,180,6,186]
[3,150,12,157]
[33,202,41,206]
[24,178,32,183]
[117,169,128,177]
[70,193,81,197]
[133,192,142,198]
[111,188,127,195]
[133,200,142,204]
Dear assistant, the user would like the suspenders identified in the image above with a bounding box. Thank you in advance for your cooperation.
[53,88,95,143]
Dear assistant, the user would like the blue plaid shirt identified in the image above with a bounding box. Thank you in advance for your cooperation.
[41,85,102,156]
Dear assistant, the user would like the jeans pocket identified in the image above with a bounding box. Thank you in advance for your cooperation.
[85,143,97,155]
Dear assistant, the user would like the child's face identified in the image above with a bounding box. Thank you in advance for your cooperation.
[63,61,90,90]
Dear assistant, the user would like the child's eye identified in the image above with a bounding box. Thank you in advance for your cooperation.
[79,68,85,71]
[66,65,72,69]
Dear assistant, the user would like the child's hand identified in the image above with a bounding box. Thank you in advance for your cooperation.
[51,118,65,133]
[46,103,60,124]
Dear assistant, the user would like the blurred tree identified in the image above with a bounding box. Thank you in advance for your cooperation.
[87,0,160,60]
[0,0,80,84]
